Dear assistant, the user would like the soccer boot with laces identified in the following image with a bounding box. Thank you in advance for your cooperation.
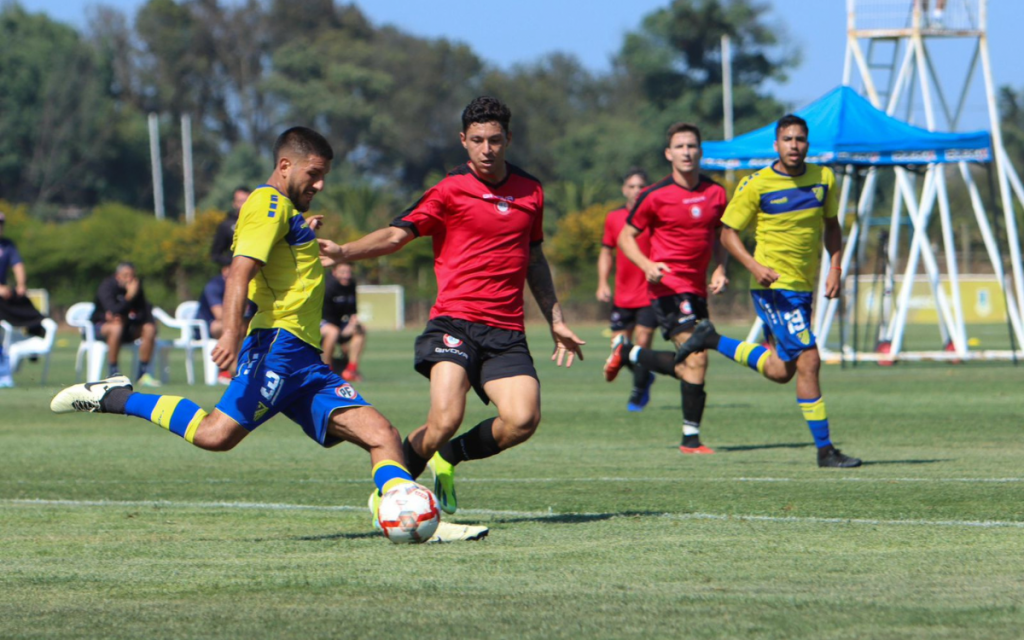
[427,452,458,515]
[604,334,629,382]
[50,375,133,414]
[626,373,655,412]
[674,320,718,365]
[817,445,862,468]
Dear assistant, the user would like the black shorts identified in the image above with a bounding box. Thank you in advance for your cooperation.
[652,293,709,340]
[609,304,657,332]
[414,316,537,405]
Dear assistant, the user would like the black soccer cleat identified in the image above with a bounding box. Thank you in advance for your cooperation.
[674,320,718,365]
[817,445,862,468]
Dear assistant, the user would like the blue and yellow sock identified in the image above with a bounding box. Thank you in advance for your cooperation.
[797,396,832,448]
[716,336,769,375]
[124,393,208,444]
[372,460,414,496]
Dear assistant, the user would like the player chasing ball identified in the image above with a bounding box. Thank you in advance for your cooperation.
[49,127,442,543]
[319,97,585,528]
[674,115,862,468]
[605,123,729,453]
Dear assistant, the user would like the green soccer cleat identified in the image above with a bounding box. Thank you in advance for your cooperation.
[368,489,383,531]
[428,452,458,514]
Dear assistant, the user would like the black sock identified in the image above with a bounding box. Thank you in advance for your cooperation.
[108,363,120,377]
[402,436,430,480]
[681,381,707,446]
[635,348,678,377]
[100,387,132,414]
[438,417,501,465]
[632,363,652,389]
[138,361,150,377]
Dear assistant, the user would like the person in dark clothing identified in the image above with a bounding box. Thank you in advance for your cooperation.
[0,211,48,387]
[210,187,252,267]
[91,262,160,386]
[320,262,366,381]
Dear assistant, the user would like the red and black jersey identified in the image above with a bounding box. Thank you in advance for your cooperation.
[391,162,544,332]
[601,207,651,309]
[627,175,727,299]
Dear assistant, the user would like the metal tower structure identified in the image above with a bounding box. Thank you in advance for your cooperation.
[814,0,1024,362]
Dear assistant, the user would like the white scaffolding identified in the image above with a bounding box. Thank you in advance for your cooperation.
[814,0,1024,362]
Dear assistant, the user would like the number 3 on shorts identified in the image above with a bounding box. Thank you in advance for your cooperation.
[261,371,282,401]
[783,309,807,335]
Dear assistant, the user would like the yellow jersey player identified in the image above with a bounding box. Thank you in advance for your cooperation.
[675,114,862,468]
[50,127,420,519]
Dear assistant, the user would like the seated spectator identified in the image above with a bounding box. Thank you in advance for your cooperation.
[91,262,161,387]
[197,265,230,340]
[320,262,366,381]
[0,211,47,388]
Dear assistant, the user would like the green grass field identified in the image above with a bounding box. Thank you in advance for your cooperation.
[2,325,1022,639]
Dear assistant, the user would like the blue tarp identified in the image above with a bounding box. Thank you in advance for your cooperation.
[701,86,991,170]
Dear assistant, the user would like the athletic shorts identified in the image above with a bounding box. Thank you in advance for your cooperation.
[321,318,353,343]
[652,293,709,340]
[216,328,371,447]
[93,315,154,344]
[609,304,657,332]
[414,316,537,405]
[750,289,816,362]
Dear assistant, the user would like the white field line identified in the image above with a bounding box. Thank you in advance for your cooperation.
[3,498,1023,529]
[13,476,1024,485]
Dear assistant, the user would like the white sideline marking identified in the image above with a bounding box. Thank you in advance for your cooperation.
[4,498,1022,529]
[15,476,1024,485]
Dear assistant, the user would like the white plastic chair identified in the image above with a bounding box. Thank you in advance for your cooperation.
[66,301,168,382]
[1,318,58,384]
[152,301,219,385]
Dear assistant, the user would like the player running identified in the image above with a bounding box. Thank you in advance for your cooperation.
[50,127,424,530]
[319,96,585,521]
[604,123,729,454]
[674,114,862,468]
[597,168,658,412]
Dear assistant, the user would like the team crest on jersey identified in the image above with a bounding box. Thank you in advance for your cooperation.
[443,334,463,348]
[335,383,357,399]
[483,193,514,214]
[812,186,824,202]
[690,206,702,218]
[495,200,510,213]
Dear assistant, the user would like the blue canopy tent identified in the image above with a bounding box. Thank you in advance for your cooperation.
[700,86,991,170]
[698,86,1024,364]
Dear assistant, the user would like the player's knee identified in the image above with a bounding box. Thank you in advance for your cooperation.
[362,417,401,450]
[499,407,540,443]
[192,425,244,452]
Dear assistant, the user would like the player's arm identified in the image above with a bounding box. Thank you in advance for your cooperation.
[11,261,27,297]
[709,228,730,295]
[720,225,778,288]
[318,226,415,267]
[618,225,668,283]
[823,216,843,299]
[526,243,585,367]
[211,256,260,371]
[596,246,613,302]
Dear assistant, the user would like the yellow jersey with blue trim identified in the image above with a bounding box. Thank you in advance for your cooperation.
[231,185,324,348]
[721,164,838,292]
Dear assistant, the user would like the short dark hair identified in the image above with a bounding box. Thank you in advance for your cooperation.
[116,261,136,273]
[273,127,334,163]
[461,96,512,134]
[623,167,648,183]
[775,114,808,138]
[666,122,702,146]
[233,185,250,194]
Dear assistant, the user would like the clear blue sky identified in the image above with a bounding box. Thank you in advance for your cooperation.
[17,0,1024,131]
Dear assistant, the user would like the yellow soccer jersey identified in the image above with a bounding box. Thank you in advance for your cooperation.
[721,164,838,292]
[232,185,324,348]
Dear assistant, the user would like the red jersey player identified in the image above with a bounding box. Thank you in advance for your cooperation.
[597,168,658,412]
[605,122,729,454]
[319,97,585,530]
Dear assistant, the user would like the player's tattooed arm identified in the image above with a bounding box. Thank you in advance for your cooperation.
[526,243,562,325]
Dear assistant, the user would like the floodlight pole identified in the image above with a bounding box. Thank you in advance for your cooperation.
[182,114,195,224]
[148,113,165,221]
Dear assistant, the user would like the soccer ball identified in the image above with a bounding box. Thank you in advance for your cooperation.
[377,483,440,544]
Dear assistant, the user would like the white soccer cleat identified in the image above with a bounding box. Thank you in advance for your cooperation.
[427,521,489,543]
[50,375,133,414]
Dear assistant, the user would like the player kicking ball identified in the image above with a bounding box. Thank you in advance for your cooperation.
[674,114,861,468]
[50,127,446,540]
[319,97,585,527]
